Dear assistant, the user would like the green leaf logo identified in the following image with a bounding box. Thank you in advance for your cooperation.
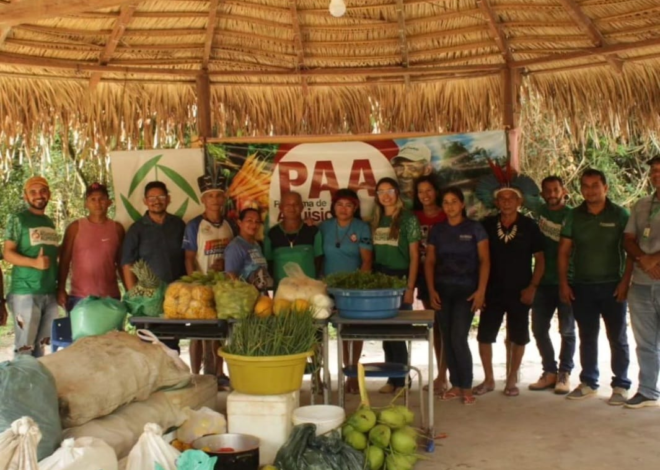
[120,153,201,223]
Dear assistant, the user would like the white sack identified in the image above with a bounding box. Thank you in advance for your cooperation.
[0,417,41,470]
[40,332,191,428]
[38,438,117,470]
[175,408,226,444]
[125,424,180,470]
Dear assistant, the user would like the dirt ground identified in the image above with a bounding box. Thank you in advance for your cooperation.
[3,319,659,470]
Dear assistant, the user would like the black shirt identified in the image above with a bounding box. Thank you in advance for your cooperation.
[482,213,544,294]
[121,212,186,284]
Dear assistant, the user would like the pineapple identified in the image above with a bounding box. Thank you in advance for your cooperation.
[128,260,162,297]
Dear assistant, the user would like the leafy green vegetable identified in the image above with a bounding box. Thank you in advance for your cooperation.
[325,272,407,290]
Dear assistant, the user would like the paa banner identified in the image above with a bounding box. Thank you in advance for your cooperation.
[110,148,204,229]
[208,131,508,227]
[111,131,507,230]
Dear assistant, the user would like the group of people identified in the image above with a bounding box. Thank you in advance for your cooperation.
[2,161,660,411]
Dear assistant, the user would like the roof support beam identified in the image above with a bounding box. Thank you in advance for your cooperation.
[0,0,136,27]
[477,0,513,64]
[289,0,308,95]
[557,0,623,73]
[395,0,410,86]
[88,3,138,90]
[202,0,221,70]
[196,72,212,141]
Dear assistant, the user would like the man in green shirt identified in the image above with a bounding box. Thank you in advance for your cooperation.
[0,253,8,326]
[3,176,59,357]
[264,192,323,287]
[529,176,576,394]
[558,168,633,404]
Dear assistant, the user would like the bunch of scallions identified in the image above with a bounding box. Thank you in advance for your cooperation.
[225,307,319,357]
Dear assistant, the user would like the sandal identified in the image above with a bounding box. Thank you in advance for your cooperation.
[472,383,495,396]
[423,380,447,396]
[462,394,476,405]
[379,383,396,394]
[440,388,461,401]
[504,386,520,397]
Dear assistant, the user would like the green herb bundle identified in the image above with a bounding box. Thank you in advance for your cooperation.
[325,271,407,290]
[225,309,319,357]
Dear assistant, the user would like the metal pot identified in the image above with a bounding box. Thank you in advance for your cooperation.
[192,434,260,470]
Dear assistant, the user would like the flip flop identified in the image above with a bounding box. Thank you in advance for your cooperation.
[462,395,476,405]
[472,383,495,396]
[423,382,448,395]
[441,390,461,401]
[504,386,520,397]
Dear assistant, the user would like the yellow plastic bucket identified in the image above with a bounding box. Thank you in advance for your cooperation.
[219,349,313,395]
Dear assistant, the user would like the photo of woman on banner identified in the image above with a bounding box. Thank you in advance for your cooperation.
[391,142,433,209]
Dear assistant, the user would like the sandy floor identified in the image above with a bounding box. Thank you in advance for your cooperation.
[3,319,659,470]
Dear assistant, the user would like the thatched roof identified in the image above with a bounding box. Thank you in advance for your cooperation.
[1,0,660,144]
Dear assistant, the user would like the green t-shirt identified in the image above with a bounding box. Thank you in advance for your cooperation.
[263,223,323,287]
[560,200,629,284]
[373,211,422,271]
[5,210,59,295]
[537,205,572,285]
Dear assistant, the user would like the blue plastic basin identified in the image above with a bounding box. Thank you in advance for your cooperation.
[327,288,407,319]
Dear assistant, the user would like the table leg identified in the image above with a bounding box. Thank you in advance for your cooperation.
[337,324,345,409]
[427,324,435,452]
[323,323,330,405]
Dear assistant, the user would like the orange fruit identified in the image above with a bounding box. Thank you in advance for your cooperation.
[254,296,273,318]
[273,299,291,316]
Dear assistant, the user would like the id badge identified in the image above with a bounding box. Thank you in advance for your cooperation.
[643,226,651,238]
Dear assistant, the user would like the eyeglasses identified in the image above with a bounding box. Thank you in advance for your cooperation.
[146,195,167,202]
[376,189,396,196]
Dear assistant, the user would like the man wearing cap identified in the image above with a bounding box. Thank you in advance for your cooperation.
[182,176,236,384]
[122,180,186,296]
[392,143,433,208]
[474,186,545,397]
[58,183,125,311]
[3,176,59,357]
[559,168,632,404]
[622,156,660,408]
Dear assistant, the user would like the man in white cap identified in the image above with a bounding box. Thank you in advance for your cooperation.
[474,186,545,397]
[182,174,236,388]
[3,176,59,357]
[392,143,433,208]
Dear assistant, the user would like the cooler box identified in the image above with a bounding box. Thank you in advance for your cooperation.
[227,391,299,465]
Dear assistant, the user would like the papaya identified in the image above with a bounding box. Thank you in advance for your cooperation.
[254,296,274,318]
[291,298,310,313]
[273,299,291,316]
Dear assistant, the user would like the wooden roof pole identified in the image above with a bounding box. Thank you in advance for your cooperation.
[289,0,308,96]
[203,0,221,70]
[557,0,624,73]
[88,3,138,90]
[395,0,410,86]
[197,72,212,141]
[0,0,136,27]
[477,0,513,65]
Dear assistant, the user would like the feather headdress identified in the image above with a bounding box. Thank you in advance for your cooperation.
[197,147,228,195]
[476,158,541,210]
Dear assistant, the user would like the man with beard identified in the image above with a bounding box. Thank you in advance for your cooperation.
[3,176,59,357]
[528,176,576,394]
[392,143,433,209]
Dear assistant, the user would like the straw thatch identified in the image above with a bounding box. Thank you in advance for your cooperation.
[1,0,660,146]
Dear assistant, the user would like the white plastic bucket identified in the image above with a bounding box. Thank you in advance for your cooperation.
[292,405,346,436]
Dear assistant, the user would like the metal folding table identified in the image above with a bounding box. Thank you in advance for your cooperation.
[333,310,435,449]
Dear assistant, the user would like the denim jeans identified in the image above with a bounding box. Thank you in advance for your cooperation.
[8,294,59,358]
[383,302,412,387]
[437,285,474,389]
[628,284,660,400]
[572,283,631,390]
[531,284,576,374]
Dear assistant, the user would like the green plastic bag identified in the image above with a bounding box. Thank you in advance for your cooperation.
[123,284,166,317]
[70,296,128,341]
[157,450,217,470]
[0,356,62,460]
[213,279,259,319]
[275,424,364,470]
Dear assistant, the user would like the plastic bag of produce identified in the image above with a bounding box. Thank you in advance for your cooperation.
[213,279,259,319]
[164,283,216,320]
[123,284,165,318]
[38,437,117,470]
[275,263,327,302]
[175,408,226,444]
[165,450,216,470]
[0,417,40,470]
[0,356,62,461]
[274,424,364,470]
[125,424,180,470]
[70,297,127,341]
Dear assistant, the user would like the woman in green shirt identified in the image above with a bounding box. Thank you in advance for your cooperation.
[371,177,421,393]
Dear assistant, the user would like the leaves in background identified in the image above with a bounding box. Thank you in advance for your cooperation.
[157,164,200,204]
[121,195,142,222]
[174,198,189,218]
[128,154,162,197]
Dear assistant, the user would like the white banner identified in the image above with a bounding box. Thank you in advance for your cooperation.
[110,149,204,229]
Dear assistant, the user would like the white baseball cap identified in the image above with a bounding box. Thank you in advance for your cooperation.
[392,143,432,164]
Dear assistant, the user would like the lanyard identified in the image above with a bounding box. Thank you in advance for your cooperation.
[643,197,660,238]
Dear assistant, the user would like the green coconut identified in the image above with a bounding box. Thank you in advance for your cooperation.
[368,424,391,449]
[344,430,368,451]
[348,407,377,433]
[378,408,406,430]
[385,453,414,470]
[398,426,418,440]
[342,424,356,437]
[365,445,385,470]
[392,405,415,425]
[390,429,418,455]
